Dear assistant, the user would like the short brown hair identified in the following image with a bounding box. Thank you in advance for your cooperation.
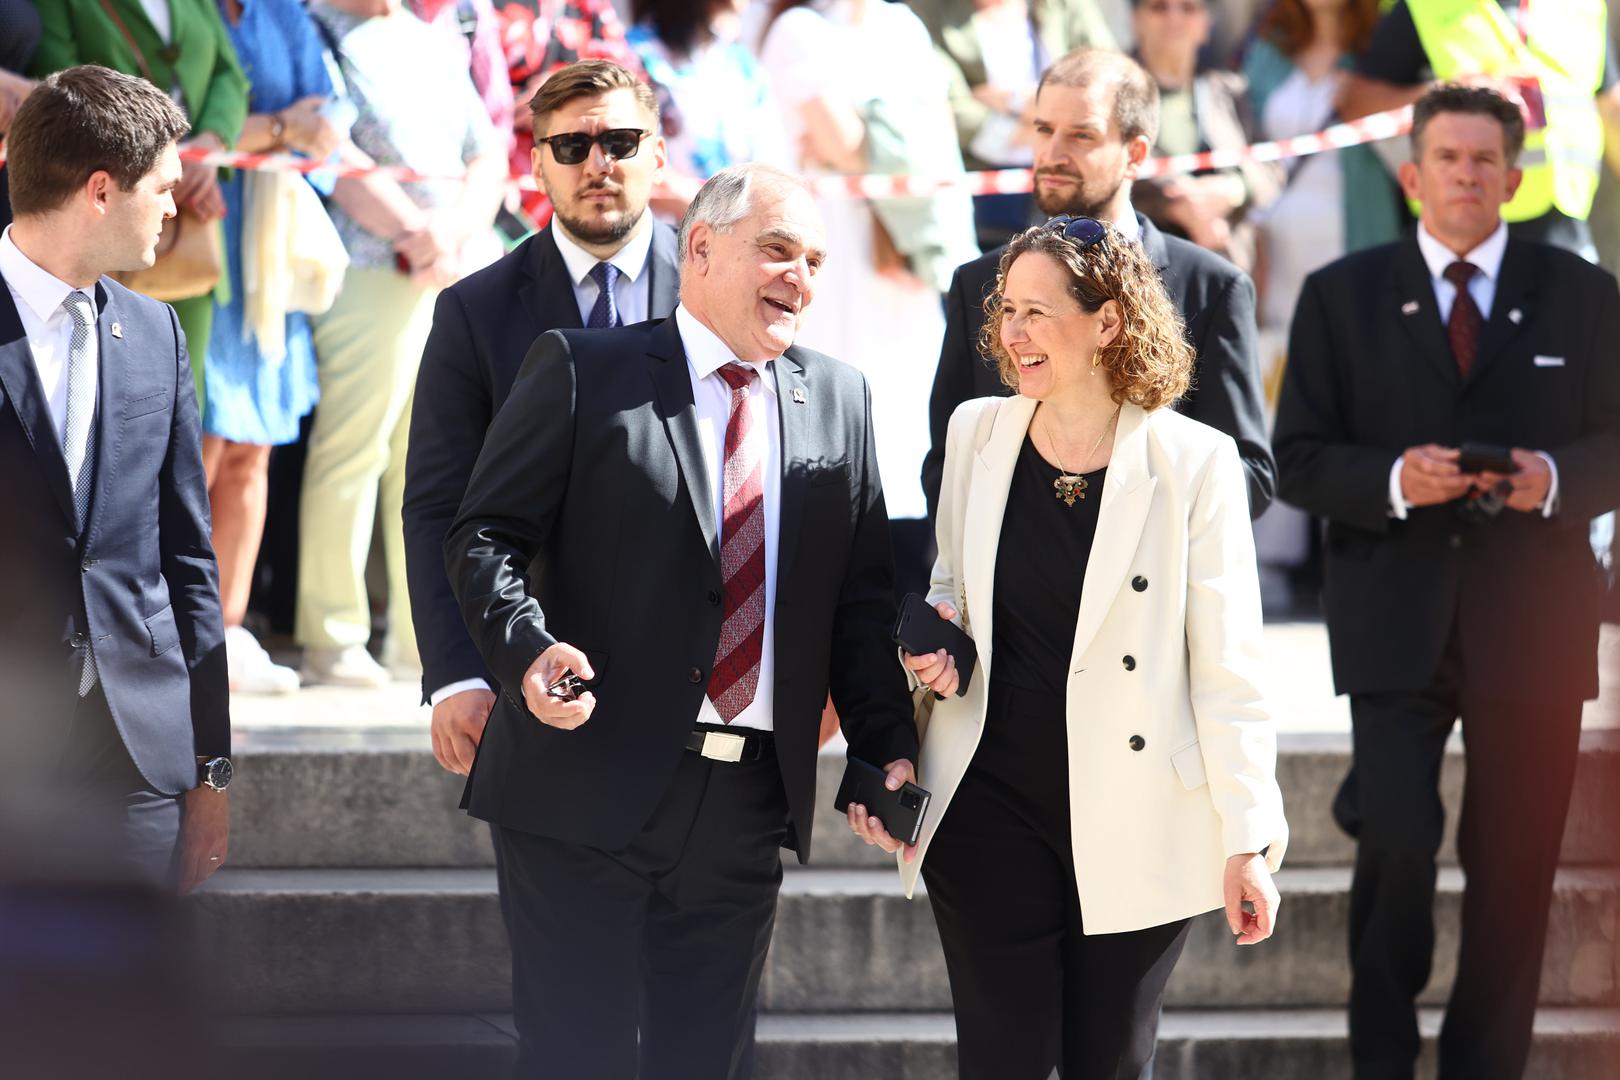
[981,222,1193,411]
[1411,82,1526,165]
[1257,0,1379,56]
[1038,48,1160,146]
[5,65,189,217]
[527,60,659,136]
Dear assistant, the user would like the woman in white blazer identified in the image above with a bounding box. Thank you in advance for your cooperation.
[846,217,1288,1079]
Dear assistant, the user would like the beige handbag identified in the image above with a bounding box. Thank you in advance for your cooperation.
[113,209,224,301]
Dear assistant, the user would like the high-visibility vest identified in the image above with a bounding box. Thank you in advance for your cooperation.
[1407,0,1607,221]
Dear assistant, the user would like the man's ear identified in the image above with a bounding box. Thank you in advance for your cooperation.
[1502,166,1524,203]
[1397,159,1421,203]
[85,170,114,216]
[1122,134,1152,181]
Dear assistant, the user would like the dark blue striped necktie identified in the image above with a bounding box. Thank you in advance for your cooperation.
[587,262,621,328]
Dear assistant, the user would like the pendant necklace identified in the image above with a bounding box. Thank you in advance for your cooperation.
[1045,406,1120,507]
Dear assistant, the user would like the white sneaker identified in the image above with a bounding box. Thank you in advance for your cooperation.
[300,644,391,689]
[225,625,301,695]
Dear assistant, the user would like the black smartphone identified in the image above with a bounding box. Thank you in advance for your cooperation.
[892,592,977,696]
[833,757,932,846]
[1457,441,1518,476]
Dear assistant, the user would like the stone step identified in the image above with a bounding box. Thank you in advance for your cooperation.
[227,729,1620,870]
[193,865,1619,1015]
[220,1008,1620,1080]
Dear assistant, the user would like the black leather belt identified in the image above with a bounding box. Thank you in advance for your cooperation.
[685,726,775,763]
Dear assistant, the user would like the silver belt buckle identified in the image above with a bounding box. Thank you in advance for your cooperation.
[701,731,747,763]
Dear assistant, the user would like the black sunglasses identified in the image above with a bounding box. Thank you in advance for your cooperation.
[538,127,650,166]
[1044,215,1110,252]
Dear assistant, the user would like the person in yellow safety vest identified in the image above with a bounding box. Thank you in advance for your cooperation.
[1338,0,1620,260]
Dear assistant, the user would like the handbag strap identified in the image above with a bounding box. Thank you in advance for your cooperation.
[94,0,156,85]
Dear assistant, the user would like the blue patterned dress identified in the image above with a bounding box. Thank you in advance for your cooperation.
[206,0,331,444]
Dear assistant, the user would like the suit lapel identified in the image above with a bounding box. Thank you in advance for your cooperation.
[1469,238,1536,388]
[773,352,811,585]
[961,395,1036,681]
[647,318,719,565]
[647,225,680,319]
[1068,405,1155,669]
[520,228,583,333]
[0,280,78,526]
[1392,238,1460,391]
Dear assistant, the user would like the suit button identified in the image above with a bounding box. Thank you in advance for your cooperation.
[1122,655,1136,671]
[707,590,721,606]
[81,557,96,571]
[70,633,87,648]
[1449,534,1462,550]
[1132,575,1148,592]
[688,667,704,684]
[1129,735,1145,751]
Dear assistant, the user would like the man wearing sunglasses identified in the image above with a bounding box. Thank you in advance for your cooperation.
[922,46,1275,521]
[405,60,680,779]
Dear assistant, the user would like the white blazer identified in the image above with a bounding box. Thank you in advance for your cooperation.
[901,395,1289,934]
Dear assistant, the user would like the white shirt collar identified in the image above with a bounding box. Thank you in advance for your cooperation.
[0,225,98,325]
[550,215,655,287]
[674,304,777,390]
[1114,206,1141,242]
[1416,219,1508,283]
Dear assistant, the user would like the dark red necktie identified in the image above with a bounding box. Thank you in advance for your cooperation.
[707,363,766,723]
[1444,261,1482,378]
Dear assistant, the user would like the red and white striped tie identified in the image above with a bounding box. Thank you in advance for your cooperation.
[707,363,767,723]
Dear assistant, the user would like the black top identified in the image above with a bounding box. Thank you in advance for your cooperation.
[991,435,1106,696]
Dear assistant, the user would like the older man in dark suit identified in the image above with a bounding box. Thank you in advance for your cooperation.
[446,163,918,1077]
[404,60,679,777]
[1275,85,1620,1079]
[0,67,230,891]
[923,47,1275,521]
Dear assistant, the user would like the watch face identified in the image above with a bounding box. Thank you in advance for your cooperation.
[204,757,233,790]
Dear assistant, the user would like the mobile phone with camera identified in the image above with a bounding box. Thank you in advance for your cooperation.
[833,757,932,846]
[892,592,976,696]
[1457,442,1518,476]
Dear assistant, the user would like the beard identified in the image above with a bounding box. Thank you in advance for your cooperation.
[553,187,643,246]
[1032,167,1122,221]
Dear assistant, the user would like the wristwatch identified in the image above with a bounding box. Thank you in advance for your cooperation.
[268,112,286,150]
[198,756,234,792]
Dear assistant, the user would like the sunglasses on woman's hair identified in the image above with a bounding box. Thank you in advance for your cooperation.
[538,128,650,165]
[1044,215,1109,252]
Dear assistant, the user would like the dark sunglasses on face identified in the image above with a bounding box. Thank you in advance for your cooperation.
[539,127,650,166]
[1044,215,1110,254]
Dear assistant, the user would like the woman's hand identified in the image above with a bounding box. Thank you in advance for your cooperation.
[846,758,920,863]
[901,601,961,696]
[177,133,227,221]
[279,95,344,159]
[1224,852,1280,945]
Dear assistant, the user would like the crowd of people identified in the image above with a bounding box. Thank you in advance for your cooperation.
[3,2,1619,1079]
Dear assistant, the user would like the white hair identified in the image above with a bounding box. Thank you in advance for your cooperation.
[676,163,811,261]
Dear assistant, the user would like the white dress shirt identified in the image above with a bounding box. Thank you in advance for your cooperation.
[677,304,782,733]
[552,217,654,328]
[429,218,659,706]
[1388,221,1559,519]
[0,226,100,455]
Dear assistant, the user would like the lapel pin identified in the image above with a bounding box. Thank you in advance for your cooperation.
[110,322,122,339]
[1508,308,1523,324]
[791,387,806,404]
[1401,301,1420,316]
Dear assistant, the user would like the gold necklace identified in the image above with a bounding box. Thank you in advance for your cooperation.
[1044,406,1119,507]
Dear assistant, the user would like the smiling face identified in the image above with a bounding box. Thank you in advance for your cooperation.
[1031,80,1146,219]
[534,87,665,248]
[997,251,1121,402]
[100,141,180,272]
[1400,110,1520,253]
[683,180,826,360]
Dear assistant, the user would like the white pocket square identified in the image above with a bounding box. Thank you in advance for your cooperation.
[1533,355,1566,368]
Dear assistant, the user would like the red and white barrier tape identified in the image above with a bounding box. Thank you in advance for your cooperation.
[0,105,1412,198]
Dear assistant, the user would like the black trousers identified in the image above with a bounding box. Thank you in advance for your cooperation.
[494,746,788,1080]
[922,683,1192,1080]
[1338,638,1583,1080]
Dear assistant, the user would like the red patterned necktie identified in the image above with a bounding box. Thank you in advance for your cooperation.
[707,363,767,723]
[1444,261,1482,378]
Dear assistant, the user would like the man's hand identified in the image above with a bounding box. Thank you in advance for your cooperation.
[1400,444,1474,507]
[519,643,597,730]
[1480,449,1553,513]
[1224,852,1279,945]
[846,758,920,863]
[901,601,961,697]
[177,786,229,895]
[393,214,460,274]
[431,688,496,775]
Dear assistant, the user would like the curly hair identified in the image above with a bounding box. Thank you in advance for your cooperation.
[979,222,1193,411]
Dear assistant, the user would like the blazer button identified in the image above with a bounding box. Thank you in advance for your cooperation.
[688,667,704,684]
[81,557,96,572]
[1449,534,1463,550]
[707,589,721,606]
[1122,655,1136,671]
[1129,735,1145,751]
[70,633,87,648]
[1131,575,1148,592]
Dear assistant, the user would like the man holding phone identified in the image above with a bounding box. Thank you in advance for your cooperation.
[1274,84,1620,1079]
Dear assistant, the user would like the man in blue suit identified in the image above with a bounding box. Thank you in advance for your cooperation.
[0,65,231,891]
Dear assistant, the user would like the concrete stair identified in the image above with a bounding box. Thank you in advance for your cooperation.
[211,727,1620,1076]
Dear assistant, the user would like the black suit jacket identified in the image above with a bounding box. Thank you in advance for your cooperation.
[1274,235,1620,700]
[404,223,680,703]
[921,213,1275,520]
[445,318,918,862]
[0,276,228,795]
